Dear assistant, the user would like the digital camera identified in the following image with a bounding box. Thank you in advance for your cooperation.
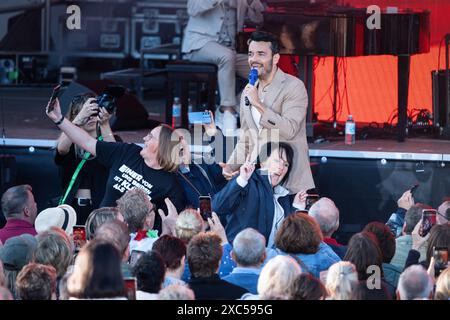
[96,85,126,114]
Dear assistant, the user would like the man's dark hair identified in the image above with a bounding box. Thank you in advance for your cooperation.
[132,250,166,294]
[152,235,186,271]
[257,142,294,186]
[249,31,280,55]
[363,222,396,263]
[187,232,222,278]
[1,185,32,218]
[344,232,383,281]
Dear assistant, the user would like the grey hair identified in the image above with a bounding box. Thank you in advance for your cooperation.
[397,265,434,300]
[308,197,340,237]
[232,228,266,267]
[158,284,195,300]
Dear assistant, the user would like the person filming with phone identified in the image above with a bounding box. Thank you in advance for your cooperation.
[54,93,117,224]
[213,142,309,247]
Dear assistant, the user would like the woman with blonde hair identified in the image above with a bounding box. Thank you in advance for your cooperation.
[175,208,205,244]
[242,255,302,300]
[325,261,358,300]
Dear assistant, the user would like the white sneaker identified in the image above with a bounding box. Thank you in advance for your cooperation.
[222,110,237,136]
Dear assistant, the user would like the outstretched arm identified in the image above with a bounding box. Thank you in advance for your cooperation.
[46,98,97,156]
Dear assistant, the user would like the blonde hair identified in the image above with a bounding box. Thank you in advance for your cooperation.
[326,261,358,300]
[257,255,302,297]
[157,125,181,172]
[435,267,450,300]
[175,209,204,243]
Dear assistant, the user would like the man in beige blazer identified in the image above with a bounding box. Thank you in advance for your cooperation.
[182,0,264,122]
[221,31,315,193]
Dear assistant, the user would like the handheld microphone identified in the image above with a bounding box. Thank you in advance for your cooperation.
[245,68,258,106]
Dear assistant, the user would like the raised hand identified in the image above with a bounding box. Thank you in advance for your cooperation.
[207,212,228,245]
[239,155,255,181]
[219,162,239,180]
[158,197,179,236]
[293,189,308,211]
[203,110,217,137]
[397,189,414,210]
[73,98,99,126]
[46,97,63,122]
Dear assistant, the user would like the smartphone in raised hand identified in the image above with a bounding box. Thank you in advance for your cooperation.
[188,111,212,125]
[72,225,86,252]
[46,84,62,113]
[419,209,437,237]
[199,196,212,221]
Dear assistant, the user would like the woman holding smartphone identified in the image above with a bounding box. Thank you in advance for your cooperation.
[55,93,117,224]
[46,97,186,231]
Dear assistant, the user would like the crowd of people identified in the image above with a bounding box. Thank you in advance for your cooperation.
[0,1,449,301]
[0,182,449,300]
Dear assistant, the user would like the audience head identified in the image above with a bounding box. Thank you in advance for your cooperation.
[133,250,166,294]
[15,263,57,300]
[437,201,450,225]
[275,212,323,254]
[1,184,37,224]
[95,220,131,261]
[397,265,434,300]
[34,229,73,278]
[232,228,266,267]
[434,267,450,300]
[67,240,124,299]
[363,222,396,263]
[152,235,186,273]
[187,232,222,278]
[85,207,123,240]
[0,234,37,298]
[158,284,195,300]
[116,188,155,233]
[308,197,340,238]
[426,223,450,266]
[289,273,327,300]
[344,231,383,281]
[35,204,77,236]
[257,142,294,187]
[175,208,204,243]
[257,255,302,298]
[326,261,359,300]
[403,204,429,235]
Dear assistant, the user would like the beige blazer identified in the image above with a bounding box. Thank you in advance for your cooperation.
[182,0,264,53]
[227,67,315,193]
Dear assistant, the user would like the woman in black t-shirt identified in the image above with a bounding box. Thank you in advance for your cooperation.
[47,98,186,231]
[55,93,117,224]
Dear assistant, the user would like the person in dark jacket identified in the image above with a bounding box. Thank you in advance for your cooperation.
[176,116,227,210]
[212,142,305,246]
[187,232,247,300]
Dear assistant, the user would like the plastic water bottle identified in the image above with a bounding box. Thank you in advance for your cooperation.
[345,114,356,145]
[172,97,181,128]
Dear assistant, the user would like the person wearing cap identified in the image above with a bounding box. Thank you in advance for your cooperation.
[34,204,77,236]
[0,234,38,298]
[0,185,37,244]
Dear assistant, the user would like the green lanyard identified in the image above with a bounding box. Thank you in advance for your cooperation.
[59,135,104,205]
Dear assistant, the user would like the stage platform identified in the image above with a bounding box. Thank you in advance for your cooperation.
[1,86,449,242]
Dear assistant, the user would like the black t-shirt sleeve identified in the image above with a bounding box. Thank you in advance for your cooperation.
[96,141,141,167]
